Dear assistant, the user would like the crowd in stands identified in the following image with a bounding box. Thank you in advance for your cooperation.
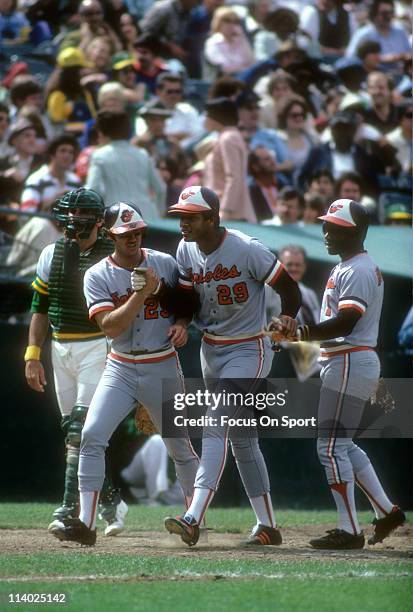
[0,0,411,277]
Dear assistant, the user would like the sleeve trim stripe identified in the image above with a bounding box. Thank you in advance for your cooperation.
[339,303,365,314]
[339,299,366,312]
[262,258,278,283]
[34,276,48,288]
[178,279,194,289]
[340,295,368,308]
[32,282,48,296]
[89,298,114,308]
[89,305,114,319]
[266,261,284,286]
[21,199,39,210]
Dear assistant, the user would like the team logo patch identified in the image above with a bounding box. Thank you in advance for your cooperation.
[329,203,343,214]
[326,277,336,289]
[121,209,134,222]
[181,190,196,201]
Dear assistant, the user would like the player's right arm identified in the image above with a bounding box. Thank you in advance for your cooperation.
[85,266,161,338]
[25,313,49,392]
[25,244,55,392]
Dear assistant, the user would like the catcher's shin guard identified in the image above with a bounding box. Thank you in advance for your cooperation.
[61,405,88,509]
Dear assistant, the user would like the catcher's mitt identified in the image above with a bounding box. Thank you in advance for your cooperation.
[134,403,158,435]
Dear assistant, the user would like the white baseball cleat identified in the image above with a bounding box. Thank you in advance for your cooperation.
[103,500,129,536]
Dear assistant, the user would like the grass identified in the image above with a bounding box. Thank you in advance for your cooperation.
[0,504,411,612]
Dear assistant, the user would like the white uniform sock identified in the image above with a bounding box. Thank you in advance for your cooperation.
[355,463,394,518]
[79,491,99,530]
[330,482,361,535]
[184,487,214,525]
[249,492,276,528]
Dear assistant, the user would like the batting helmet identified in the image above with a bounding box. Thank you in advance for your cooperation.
[168,186,220,215]
[319,199,369,231]
[53,188,105,239]
[104,202,147,235]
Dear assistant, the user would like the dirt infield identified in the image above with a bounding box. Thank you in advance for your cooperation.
[1,524,412,563]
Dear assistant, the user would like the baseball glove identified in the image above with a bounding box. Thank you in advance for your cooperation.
[134,403,158,435]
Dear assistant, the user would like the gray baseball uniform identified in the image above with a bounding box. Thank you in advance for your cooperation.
[317,252,384,484]
[80,248,199,497]
[177,229,281,497]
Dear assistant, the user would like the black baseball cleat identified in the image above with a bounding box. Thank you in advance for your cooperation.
[245,524,282,546]
[164,515,200,547]
[310,529,365,550]
[51,518,96,546]
[368,507,406,545]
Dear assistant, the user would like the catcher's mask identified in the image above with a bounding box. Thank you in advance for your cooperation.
[104,202,147,235]
[53,188,105,239]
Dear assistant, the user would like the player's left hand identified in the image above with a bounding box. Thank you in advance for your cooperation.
[168,323,188,348]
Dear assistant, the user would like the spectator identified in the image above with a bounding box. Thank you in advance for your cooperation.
[119,12,140,54]
[0,0,30,44]
[60,0,122,53]
[110,52,145,107]
[208,75,245,100]
[150,72,203,147]
[237,89,293,180]
[9,76,43,123]
[302,193,325,223]
[356,39,382,74]
[203,97,256,222]
[20,134,81,213]
[258,70,298,130]
[306,169,335,204]
[346,0,411,73]
[0,119,42,191]
[204,7,255,76]
[84,35,113,75]
[245,0,273,42]
[384,202,412,225]
[0,102,12,158]
[263,186,304,225]
[5,216,62,278]
[133,33,168,95]
[254,7,304,62]
[185,0,224,78]
[364,71,400,134]
[298,111,384,197]
[79,81,128,150]
[335,171,363,201]
[385,102,413,174]
[46,47,98,133]
[275,95,317,183]
[278,245,321,326]
[139,0,198,62]
[334,57,366,94]
[248,146,279,222]
[136,100,187,173]
[300,0,353,56]
[85,109,166,218]
[156,156,184,209]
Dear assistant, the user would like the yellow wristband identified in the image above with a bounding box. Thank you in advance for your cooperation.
[24,345,41,361]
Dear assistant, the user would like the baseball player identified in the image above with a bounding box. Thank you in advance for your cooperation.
[283,199,405,549]
[164,186,301,546]
[25,188,129,536]
[52,202,200,546]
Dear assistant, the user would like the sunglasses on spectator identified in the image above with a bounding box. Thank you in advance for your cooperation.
[164,88,182,95]
[288,111,305,119]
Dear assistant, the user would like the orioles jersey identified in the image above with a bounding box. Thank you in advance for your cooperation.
[319,252,384,359]
[176,229,283,342]
[83,248,178,361]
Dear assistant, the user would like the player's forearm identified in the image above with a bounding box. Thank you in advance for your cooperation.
[274,270,302,318]
[98,290,150,338]
[28,313,49,348]
[299,311,360,342]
